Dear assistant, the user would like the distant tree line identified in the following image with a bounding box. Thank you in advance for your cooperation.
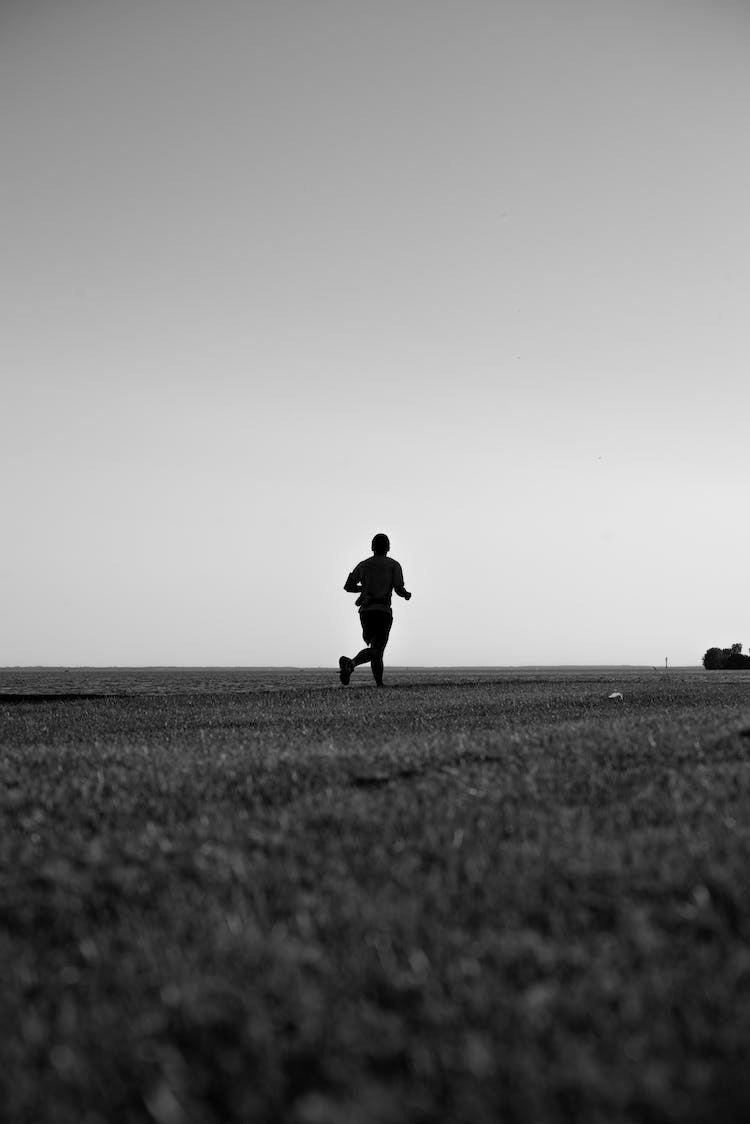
[703,642,750,670]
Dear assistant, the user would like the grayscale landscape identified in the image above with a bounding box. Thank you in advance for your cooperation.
[4,2,750,1120]
[2,667,750,1122]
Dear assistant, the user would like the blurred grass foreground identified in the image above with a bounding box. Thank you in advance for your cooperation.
[2,667,750,1123]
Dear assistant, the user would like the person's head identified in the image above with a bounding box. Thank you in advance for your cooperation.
[371,533,390,556]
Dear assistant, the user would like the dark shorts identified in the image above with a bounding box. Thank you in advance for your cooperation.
[360,609,393,648]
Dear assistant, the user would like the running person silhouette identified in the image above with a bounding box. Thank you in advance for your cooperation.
[339,533,411,687]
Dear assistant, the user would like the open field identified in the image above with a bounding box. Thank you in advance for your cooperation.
[2,667,750,1123]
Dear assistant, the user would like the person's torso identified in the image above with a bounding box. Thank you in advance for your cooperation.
[356,555,402,613]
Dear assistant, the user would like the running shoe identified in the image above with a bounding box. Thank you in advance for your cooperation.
[338,656,354,685]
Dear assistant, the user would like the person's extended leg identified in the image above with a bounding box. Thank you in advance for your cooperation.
[368,613,392,685]
[345,610,392,687]
[369,644,385,686]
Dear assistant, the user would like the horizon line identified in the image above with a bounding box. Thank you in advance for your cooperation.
[1,663,702,671]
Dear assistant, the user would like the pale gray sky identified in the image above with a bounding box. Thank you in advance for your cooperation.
[3,0,749,666]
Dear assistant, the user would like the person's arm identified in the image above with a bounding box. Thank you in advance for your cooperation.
[393,561,411,600]
[344,567,362,594]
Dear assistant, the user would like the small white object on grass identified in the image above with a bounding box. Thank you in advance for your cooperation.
[608,691,623,700]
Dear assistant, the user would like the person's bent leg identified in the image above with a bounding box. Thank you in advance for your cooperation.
[353,648,372,666]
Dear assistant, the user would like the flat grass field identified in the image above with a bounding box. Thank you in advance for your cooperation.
[2,666,750,1124]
